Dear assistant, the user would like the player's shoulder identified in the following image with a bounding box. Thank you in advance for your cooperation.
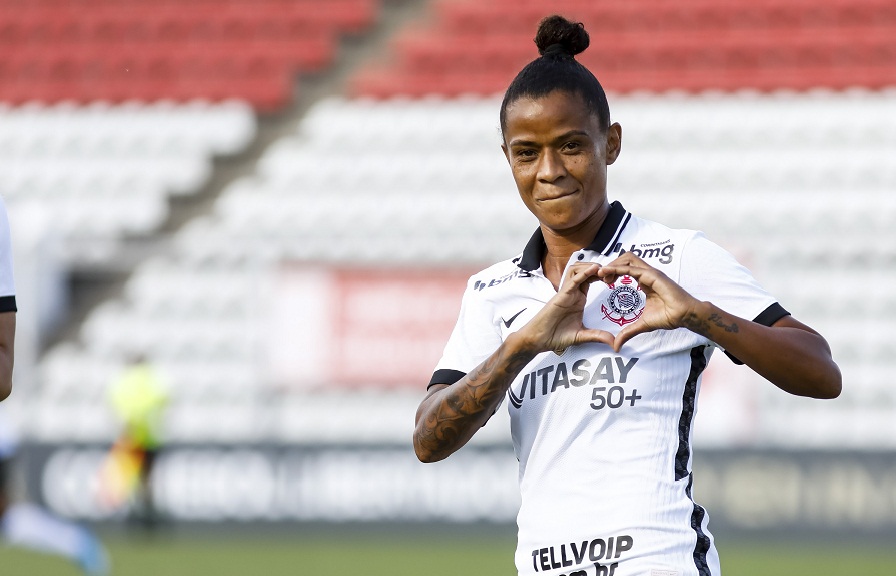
[615,213,707,265]
[626,213,704,243]
[462,254,532,298]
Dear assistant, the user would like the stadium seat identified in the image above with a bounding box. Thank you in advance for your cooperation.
[20,2,896,452]
[0,0,381,109]
[352,0,896,97]
[0,100,256,262]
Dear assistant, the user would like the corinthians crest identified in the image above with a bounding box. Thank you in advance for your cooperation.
[601,275,644,326]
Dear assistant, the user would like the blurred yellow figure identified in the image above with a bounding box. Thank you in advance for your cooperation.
[109,358,168,451]
[98,439,145,511]
[106,355,168,530]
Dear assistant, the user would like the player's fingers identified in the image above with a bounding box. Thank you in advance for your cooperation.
[597,264,651,287]
[598,263,650,277]
[561,263,601,291]
[612,322,652,352]
[605,251,651,267]
[567,262,601,279]
[576,328,615,348]
[597,268,619,286]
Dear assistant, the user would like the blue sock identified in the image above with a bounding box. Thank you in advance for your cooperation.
[0,502,109,575]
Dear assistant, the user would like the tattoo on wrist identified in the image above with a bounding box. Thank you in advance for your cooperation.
[682,312,710,334]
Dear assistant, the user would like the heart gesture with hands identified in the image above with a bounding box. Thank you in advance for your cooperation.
[597,252,703,351]
[519,254,703,356]
[515,262,616,355]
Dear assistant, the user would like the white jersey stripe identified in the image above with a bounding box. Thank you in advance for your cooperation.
[603,212,632,256]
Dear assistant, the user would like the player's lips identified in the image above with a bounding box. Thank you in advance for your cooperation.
[536,188,579,202]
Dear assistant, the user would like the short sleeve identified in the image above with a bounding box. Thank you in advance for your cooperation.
[428,276,503,389]
[679,232,788,363]
[0,198,16,313]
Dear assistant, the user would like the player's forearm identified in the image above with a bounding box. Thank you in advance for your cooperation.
[414,333,536,463]
[682,301,841,399]
[0,350,12,401]
[0,314,14,401]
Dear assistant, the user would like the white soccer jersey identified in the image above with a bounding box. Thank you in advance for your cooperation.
[0,197,15,314]
[430,202,787,576]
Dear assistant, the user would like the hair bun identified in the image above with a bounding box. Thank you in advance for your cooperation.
[534,15,589,58]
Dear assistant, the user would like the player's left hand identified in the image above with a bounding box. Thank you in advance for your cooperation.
[597,252,702,351]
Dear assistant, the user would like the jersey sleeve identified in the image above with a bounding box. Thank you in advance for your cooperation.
[428,276,503,389]
[0,198,16,313]
[679,232,788,363]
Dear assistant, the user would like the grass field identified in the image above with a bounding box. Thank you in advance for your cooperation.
[2,531,895,575]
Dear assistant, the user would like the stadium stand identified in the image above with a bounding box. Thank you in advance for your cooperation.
[0,1,388,445]
[0,0,379,109]
[7,0,896,451]
[32,89,896,447]
[0,100,255,264]
[1,0,384,267]
[352,0,896,97]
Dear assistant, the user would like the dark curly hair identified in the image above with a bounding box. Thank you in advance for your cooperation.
[500,15,610,135]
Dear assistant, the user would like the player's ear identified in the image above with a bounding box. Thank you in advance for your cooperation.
[501,142,511,165]
[606,122,622,165]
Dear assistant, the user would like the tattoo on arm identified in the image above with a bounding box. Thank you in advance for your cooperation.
[682,312,739,335]
[415,349,533,461]
[682,311,711,335]
[709,313,739,333]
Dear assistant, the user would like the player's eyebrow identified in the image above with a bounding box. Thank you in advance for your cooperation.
[508,130,591,148]
[553,130,590,142]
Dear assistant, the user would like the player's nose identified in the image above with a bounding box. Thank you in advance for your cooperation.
[536,149,568,183]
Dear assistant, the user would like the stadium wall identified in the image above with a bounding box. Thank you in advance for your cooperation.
[21,443,896,539]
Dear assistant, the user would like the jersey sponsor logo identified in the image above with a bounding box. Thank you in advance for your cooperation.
[532,534,634,575]
[601,276,644,327]
[473,268,531,292]
[502,308,527,328]
[613,240,675,264]
[507,356,639,409]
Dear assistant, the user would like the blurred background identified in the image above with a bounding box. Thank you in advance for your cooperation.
[2,0,896,574]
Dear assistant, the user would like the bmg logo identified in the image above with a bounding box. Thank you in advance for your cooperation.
[614,243,674,264]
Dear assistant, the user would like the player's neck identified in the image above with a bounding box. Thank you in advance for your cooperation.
[540,204,609,289]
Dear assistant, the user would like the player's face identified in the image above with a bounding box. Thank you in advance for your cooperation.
[502,90,621,235]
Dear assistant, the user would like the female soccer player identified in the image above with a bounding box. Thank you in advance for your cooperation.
[0,196,15,402]
[414,15,841,576]
[0,199,107,574]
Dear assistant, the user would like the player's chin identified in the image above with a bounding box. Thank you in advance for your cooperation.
[538,212,591,234]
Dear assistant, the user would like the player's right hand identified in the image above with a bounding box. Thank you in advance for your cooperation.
[514,262,615,355]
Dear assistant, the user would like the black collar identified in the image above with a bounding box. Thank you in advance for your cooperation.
[517,201,631,272]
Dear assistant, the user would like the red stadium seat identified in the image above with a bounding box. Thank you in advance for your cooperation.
[353,0,896,99]
[0,0,381,109]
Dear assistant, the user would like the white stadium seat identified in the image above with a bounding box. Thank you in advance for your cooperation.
[30,90,896,445]
[0,101,257,266]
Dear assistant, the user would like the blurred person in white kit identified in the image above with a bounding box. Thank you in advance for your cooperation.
[0,197,109,575]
